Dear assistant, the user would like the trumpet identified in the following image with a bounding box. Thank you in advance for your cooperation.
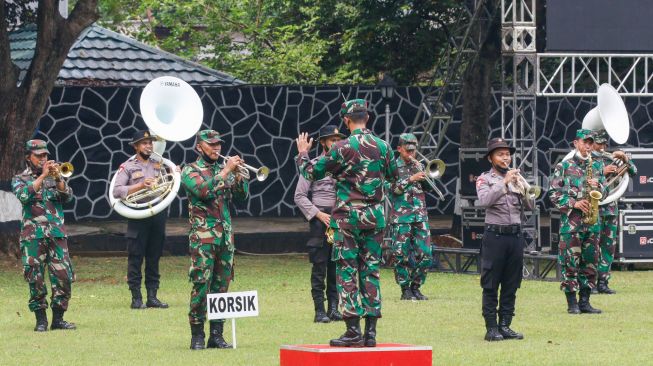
[410,151,446,200]
[218,154,269,182]
[508,171,542,200]
[48,162,74,179]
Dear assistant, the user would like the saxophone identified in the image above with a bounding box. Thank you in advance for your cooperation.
[582,155,603,225]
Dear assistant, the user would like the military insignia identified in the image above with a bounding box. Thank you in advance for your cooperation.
[154,163,161,170]
[476,176,485,189]
[334,128,339,134]
[132,171,144,179]
[144,132,150,138]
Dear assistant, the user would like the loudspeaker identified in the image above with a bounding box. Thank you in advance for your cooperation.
[459,148,491,198]
[621,149,653,201]
[619,210,653,261]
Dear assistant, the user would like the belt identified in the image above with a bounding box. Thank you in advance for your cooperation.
[485,224,521,235]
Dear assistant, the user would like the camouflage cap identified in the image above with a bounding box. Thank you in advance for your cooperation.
[399,133,418,150]
[593,129,609,144]
[196,129,223,144]
[25,139,49,155]
[340,99,369,119]
[575,128,594,141]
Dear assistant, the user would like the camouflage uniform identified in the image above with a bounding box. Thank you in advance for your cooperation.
[297,102,398,320]
[12,140,74,313]
[388,134,432,294]
[592,130,638,283]
[549,132,607,293]
[181,130,249,325]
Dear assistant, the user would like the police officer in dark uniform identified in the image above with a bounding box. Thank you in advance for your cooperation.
[476,138,534,342]
[112,130,168,309]
[294,125,345,323]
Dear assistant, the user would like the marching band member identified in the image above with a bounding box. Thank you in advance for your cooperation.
[296,99,398,348]
[12,139,76,331]
[294,125,345,323]
[591,129,637,294]
[388,133,433,301]
[476,138,532,341]
[181,130,249,350]
[549,129,606,315]
[113,130,169,310]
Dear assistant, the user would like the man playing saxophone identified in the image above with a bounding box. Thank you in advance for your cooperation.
[591,129,637,294]
[549,129,607,315]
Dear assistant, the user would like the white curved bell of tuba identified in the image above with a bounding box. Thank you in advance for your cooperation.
[109,76,203,219]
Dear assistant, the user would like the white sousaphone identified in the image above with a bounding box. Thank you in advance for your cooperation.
[561,83,630,206]
[108,76,203,219]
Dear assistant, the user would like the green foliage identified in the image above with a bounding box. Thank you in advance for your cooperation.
[2,255,653,365]
[97,0,462,84]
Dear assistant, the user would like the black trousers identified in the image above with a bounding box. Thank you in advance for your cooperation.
[480,230,524,322]
[126,211,166,291]
[307,208,337,305]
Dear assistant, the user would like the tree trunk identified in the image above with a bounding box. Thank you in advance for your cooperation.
[461,0,501,148]
[0,0,99,256]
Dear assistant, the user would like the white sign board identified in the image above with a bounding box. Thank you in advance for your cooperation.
[207,290,259,320]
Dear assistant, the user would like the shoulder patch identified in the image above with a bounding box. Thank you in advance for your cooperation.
[476,176,486,189]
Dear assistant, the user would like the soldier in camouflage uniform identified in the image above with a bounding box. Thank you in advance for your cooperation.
[388,133,433,301]
[181,130,249,350]
[591,129,638,294]
[549,129,607,315]
[12,139,76,331]
[296,99,398,348]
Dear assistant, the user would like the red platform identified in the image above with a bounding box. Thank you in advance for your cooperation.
[280,343,432,366]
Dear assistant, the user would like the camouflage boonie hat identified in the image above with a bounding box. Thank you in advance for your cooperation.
[340,99,368,119]
[25,139,49,155]
[576,128,594,141]
[196,129,223,144]
[398,133,418,150]
[593,129,608,144]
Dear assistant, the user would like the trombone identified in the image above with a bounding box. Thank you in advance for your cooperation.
[411,151,446,200]
[218,154,269,182]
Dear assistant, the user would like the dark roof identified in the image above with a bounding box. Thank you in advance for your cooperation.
[9,24,244,86]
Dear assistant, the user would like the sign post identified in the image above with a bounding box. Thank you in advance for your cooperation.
[207,290,259,349]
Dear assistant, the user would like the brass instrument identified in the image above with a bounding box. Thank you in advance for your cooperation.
[49,162,74,178]
[411,151,446,200]
[582,155,602,225]
[123,153,175,207]
[326,227,335,245]
[603,151,632,188]
[508,172,542,200]
[218,154,269,182]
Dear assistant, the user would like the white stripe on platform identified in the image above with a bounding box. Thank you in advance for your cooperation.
[280,344,432,353]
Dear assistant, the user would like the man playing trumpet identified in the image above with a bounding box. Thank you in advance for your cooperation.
[181,129,249,350]
[388,133,433,301]
[591,129,637,294]
[549,129,606,315]
[113,130,169,310]
[12,139,76,331]
[476,138,533,342]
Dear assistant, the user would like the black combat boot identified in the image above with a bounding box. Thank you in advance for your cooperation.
[327,299,343,321]
[146,288,169,308]
[130,288,146,309]
[578,288,602,314]
[597,279,616,294]
[484,316,504,342]
[329,317,364,347]
[498,316,524,340]
[190,323,206,350]
[411,285,428,300]
[51,308,76,330]
[34,309,48,332]
[314,300,330,323]
[363,317,378,347]
[207,322,232,349]
[565,292,580,314]
[400,287,416,300]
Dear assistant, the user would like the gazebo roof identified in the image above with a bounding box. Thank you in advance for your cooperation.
[9,24,244,87]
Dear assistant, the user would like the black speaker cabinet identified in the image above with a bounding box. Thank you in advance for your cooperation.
[461,207,485,250]
[549,209,561,255]
[621,149,653,201]
[619,210,653,262]
[459,148,491,198]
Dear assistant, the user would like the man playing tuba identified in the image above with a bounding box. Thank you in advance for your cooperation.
[113,130,169,310]
[549,129,607,315]
[591,129,637,294]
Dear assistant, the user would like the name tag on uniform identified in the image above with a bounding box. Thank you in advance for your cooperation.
[132,170,144,179]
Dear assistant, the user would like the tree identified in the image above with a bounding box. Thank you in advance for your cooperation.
[0,0,100,256]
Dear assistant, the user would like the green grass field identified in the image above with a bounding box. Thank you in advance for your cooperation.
[1,255,653,365]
